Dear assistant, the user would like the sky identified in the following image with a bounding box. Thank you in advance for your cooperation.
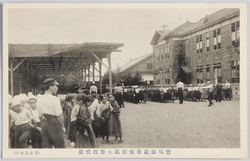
[8,7,222,73]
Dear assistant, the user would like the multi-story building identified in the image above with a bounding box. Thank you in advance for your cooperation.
[150,8,240,85]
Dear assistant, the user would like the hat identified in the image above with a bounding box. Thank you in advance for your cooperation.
[207,81,211,84]
[11,96,21,108]
[27,94,37,101]
[43,78,59,86]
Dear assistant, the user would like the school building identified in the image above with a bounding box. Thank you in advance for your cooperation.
[150,8,240,86]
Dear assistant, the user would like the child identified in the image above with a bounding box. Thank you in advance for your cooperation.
[10,96,37,148]
[96,95,111,143]
[27,94,42,148]
[107,95,123,144]
[74,94,97,148]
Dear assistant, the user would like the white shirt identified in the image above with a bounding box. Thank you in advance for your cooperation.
[225,82,231,88]
[88,99,99,120]
[10,109,33,126]
[30,109,40,122]
[177,81,184,90]
[96,101,110,117]
[71,104,80,122]
[36,93,62,116]
[90,85,97,93]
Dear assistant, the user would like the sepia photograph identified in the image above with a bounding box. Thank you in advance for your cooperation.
[2,2,248,158]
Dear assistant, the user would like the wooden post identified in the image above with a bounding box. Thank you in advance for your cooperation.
[99,61,102,94]
[92,63,95,83]
[88,65,90,86]
[10,58,14,96]
[107,53,112,94]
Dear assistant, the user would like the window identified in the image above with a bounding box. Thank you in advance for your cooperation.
[165,70,170,84]
[213,30,217,50]
[214,65,222,83]
[196,66,203,84]
[232,21,240,45]
[196,36,199,53]
[199,35,202,53]
[231,60,239,83]
[217,28,221,49]
[147,63,153,70]
[206,66,210,81]
[206,32,209,51]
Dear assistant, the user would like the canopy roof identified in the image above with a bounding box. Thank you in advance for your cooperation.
[9,42,124,73]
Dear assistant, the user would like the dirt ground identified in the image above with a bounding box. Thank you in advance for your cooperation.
[65,100,240,148]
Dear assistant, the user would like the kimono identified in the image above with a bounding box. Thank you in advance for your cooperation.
[107,101,122,137]
[74,104,97,148]
[96,101,111,138]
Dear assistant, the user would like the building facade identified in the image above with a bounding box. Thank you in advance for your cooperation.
[119,53,154,85]
[151,8,240,85]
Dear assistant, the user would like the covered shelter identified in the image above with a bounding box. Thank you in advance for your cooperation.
[8,42,124,96]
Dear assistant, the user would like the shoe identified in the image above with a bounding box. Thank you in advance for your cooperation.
[118,140,124,144]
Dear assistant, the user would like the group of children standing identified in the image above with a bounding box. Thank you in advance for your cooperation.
[63,93,124,148]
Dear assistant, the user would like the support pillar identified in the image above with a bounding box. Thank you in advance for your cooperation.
[99,61,102,94]
[107,53,112,94]
[88,65,90,86]
[92,63,95,83]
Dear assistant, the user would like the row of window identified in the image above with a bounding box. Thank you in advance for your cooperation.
[196,28,221,53]
[193,22,239,54]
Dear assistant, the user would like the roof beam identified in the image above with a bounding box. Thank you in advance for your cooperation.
[91,51,108,69]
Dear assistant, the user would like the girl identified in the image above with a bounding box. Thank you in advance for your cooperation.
[107,95,123,144]
[74,94,97,148]
[96,95,111,143]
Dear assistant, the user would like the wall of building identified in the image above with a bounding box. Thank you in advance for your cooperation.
[121,56,154,83]
[185,15,239,84]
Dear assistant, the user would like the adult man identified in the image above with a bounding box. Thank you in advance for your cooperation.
[90,82,98,94]
[177,80,184,104]
[207,81,214,107]
[37,78,66,148]
[225,80,232,100]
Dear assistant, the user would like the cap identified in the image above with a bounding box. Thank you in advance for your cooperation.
[27,94,37,101]
[11,96,21,108]
[43,78,59,86]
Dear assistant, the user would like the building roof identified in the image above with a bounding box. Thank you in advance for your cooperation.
[119,53,153,73]
[150,30,170,45]
[9,42,124,57]
[150,8,240,45]
[182,8,239,35]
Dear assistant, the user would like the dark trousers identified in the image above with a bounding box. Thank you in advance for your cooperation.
[208,92,214,106]
[31,123,42,148]
[178,88,183,104]
[41,118,65,148]
[14,123,32,148]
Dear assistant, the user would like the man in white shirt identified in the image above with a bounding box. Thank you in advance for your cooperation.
[90,82,98,94]
[176,80,184,104]
[37,78,65,148]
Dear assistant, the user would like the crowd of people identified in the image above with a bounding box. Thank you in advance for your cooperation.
[122,80,233,107]
[8,78,123,149]
[8,77,234,149]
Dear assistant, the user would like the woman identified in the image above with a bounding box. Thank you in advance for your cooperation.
[96,95,111,143]
[74,94,97,148]
[107,95,123,144]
